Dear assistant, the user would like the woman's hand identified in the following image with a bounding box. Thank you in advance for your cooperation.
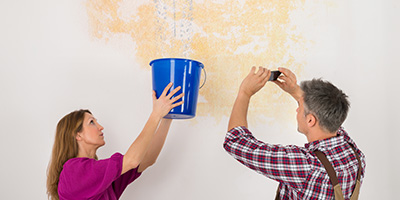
[122,83,182,174]
[152,83,184,118]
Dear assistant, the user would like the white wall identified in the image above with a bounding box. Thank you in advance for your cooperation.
[0,0,399,199]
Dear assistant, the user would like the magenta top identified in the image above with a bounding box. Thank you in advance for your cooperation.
[58,153,141,200]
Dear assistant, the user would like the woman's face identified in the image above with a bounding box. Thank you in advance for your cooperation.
[77,112,105,148]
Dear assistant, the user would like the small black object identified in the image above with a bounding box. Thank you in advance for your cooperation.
[268,70,281,81]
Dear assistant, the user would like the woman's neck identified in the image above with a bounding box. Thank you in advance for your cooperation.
[77,147,97,159]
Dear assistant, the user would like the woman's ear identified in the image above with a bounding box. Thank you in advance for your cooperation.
[76,133,82,141]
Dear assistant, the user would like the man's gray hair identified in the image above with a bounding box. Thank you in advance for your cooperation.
[300,78,350,133]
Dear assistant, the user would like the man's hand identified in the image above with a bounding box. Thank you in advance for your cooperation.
[227,67,270,131]
[239,66,271,98]
[273,67,303,101]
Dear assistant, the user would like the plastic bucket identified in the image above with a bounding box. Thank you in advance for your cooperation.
[150,58,205,119]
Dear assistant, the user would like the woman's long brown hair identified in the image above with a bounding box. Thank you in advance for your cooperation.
[46,109,91,200]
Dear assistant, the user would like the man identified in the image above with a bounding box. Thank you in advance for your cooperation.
[223,67,366,199]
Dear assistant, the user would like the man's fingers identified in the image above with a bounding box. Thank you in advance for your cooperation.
[273,80,284,88]
[250,66,256,74]
[256,66,265,76]
[278,75,290,83]
[278,67,296,80]
[278,67,290,75]
[262,69,271,83]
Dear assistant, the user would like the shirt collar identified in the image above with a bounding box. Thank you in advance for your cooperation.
[304,128,347,151]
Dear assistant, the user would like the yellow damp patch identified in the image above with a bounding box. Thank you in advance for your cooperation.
[85,0,311,124]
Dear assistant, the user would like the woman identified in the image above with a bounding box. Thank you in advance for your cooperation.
[47,83,183,200]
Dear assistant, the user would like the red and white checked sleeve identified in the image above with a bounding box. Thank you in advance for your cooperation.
[223,126,312,189]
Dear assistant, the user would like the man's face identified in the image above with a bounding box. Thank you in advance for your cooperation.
[296,98,308,134]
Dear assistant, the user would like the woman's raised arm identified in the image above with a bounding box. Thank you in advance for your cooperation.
[121,83,183,174]
[137,118,172,172]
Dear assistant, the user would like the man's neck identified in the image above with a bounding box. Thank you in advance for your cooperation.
[306,129,337,143]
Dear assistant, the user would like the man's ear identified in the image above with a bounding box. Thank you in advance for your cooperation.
[306,113,317,128]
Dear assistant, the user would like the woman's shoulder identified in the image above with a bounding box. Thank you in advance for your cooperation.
[63,153,123,172]
[63,157,93,168]
[58,153,125,198]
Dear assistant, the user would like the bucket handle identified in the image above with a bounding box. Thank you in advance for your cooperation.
[199,67,206,89]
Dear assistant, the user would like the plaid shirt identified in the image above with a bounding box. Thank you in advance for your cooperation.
[224,126,366,200]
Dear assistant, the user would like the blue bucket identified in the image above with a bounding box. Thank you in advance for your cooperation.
[150,58,205,119]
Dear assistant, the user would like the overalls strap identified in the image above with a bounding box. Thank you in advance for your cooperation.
[314,145,361,200]
[275,145,361,200]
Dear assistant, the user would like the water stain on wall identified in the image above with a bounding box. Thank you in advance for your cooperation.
[85,0,311,124]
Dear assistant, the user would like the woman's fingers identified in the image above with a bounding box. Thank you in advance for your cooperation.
[159,83,184,105]
[161,82,173,97]
[159,83,183,103]
[152,90,157,101]
[171,100,184,108]
[153,83,184,117]
[167,86,182,99]
[171,92,184,103]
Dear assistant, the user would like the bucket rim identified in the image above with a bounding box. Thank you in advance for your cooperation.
[149,58,204,68]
